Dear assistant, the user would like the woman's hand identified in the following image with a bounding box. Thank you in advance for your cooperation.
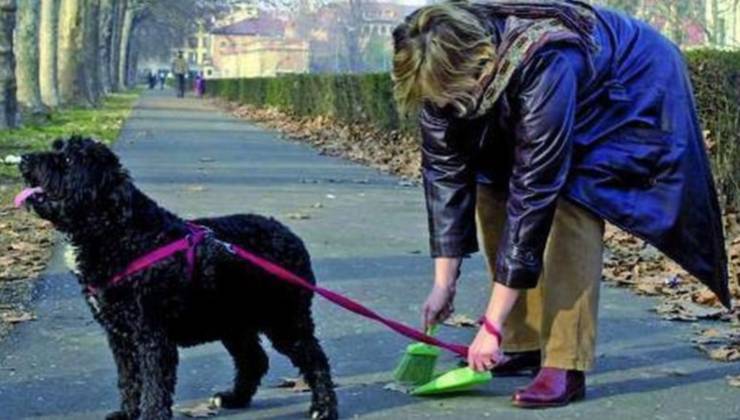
[422,284,456,330]
[422,257,461,329]
[467,322,505,372]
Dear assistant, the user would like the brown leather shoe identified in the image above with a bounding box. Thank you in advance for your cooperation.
[512,367,585,408]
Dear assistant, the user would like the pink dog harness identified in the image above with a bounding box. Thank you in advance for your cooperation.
[96,223,470,357]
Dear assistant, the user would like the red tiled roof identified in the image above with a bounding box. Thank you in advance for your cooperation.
[212,15,285,37]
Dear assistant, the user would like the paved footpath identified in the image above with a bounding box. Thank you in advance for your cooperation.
[1,90,738,420]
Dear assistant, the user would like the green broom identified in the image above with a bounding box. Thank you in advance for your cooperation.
[393,325,440,385]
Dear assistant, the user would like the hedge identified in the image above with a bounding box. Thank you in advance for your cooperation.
[208,50,740,209]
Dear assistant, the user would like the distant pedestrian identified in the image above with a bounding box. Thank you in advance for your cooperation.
[158,70,168,90]
[194,71,205,97]
[171,51,189,98]
[147,70,157,90]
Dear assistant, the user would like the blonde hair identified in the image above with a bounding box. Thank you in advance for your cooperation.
[392,1,495,116]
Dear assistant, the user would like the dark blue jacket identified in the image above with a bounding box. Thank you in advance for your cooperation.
[420,7,730,306]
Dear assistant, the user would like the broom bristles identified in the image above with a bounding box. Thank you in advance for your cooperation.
[393,352,437,385]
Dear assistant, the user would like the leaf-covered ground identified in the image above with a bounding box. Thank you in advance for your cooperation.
[217,99,740,364]
[0,91,140,340]
[0,186,54,340]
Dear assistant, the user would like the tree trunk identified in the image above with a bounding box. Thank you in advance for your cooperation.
[118,3,134,90]
[57,0,90,105]
[39,0,60,107]
[344,0,364,73]
[711,0,720,45]
[98,0,113,93]
[127,34,138,87]
[15,0,45,114]
[109,0,125,92]
[83,0,100,104]
[0,0,17,128]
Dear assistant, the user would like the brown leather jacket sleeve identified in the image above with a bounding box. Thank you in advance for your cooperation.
[494,50,577,288]
[419,49,577,288]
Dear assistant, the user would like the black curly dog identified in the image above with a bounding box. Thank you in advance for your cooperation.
[19,137,338,420]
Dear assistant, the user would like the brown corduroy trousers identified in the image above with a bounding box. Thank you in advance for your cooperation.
[476,184,605,371]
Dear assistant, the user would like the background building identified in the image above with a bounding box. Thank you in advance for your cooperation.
[175,6,309,79]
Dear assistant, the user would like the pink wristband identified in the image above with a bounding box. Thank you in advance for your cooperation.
[479,316,502,345]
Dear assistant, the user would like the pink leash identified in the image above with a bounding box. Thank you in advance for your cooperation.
[99,224,470,357]
[227,243,469,357]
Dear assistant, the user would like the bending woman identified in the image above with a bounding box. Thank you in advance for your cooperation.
[392,0,730,408]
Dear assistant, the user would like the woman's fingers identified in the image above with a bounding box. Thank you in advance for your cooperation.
[468,348,504,371]
[422,304,432,330]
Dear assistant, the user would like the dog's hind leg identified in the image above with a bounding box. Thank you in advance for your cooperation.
[105,331,141,420]
[212,334,268,409]
[267,325,338,420]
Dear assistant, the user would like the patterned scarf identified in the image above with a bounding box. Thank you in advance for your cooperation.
[464,0,599,119]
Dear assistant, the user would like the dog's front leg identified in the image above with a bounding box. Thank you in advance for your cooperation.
[136,326,178,420]
[106,331,142,420]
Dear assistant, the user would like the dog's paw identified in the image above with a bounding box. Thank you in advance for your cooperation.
[308,404,338,420]
[210,391,251,410]
[105,410,137,420]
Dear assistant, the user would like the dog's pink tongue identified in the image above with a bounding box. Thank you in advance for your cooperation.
[14,187,43,209]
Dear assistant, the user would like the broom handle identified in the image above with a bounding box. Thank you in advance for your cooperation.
[231,245,470,357]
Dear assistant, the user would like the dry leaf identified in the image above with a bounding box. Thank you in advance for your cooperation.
[654,301,724,322]
[9,242,33,252]
[706,346,740,362]
[727,375,740,388]
[635,283,661,296]
[693,289,720,306]
[692,328,727,345]
[0,311,36,324]
[276,377,311,393]
[177,402,219,418]
[443,314,478,328]
[286,212,311,221]
[184,185,206,193]
[383,382,411,394]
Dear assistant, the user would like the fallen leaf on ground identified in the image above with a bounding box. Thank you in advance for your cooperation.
[276,377,311,393]
[286,212,311,221]
[0,311,36,324]
[177,402,219,418]
[184,185,206,193]
[653,301,724,322]
[383,382,411,394]
[693,289,721,306]
[727,375,740,387]
[692,328,728,345]
[706,346,740,362]
[443,314,478,328]
[8,242,34,253]
[635,282,662,296]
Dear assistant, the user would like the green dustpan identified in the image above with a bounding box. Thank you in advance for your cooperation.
[411,367,492,396]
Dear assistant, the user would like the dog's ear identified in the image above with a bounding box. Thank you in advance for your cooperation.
[109,178,134,221]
